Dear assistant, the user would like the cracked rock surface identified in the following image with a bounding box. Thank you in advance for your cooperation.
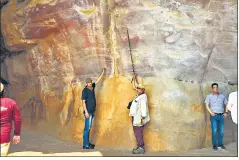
[0,0,237,151]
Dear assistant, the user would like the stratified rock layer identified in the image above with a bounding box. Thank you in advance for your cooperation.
[1,0,237,151]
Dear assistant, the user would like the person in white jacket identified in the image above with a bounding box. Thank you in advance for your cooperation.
[228,91,237,124]
[129,74,150,154]
[228,91,237,142]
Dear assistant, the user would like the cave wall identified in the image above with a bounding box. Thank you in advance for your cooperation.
[0,0,237,151]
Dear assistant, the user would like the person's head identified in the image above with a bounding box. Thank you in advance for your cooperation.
[136,84,145,95]
[0,83,4,97]
[85,78,93,87]
[71,79,77,87]
[211,83,219,93]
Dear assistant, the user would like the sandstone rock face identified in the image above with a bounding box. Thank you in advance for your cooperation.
[1,0,237,151]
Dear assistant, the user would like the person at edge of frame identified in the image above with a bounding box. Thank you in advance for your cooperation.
[0,83,22,156]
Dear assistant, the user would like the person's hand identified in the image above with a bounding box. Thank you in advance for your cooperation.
[141,118,145,125]
[210,112,216,116]
[13,135,20,144]
[60,120,65,125]
[85,112,90,118]
[223,113,228,118]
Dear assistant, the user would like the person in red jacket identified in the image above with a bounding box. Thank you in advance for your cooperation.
[0,83,22,156]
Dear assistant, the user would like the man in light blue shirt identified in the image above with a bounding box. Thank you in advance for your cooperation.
[205,83,228,151]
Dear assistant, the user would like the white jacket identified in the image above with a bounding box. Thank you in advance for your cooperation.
[228,91,237,124]
[129,93,150,126]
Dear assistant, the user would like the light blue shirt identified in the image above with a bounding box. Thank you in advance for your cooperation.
[204,93,228,113]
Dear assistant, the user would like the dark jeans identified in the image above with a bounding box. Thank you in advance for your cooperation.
[132,117,144,148]
[210,114,224,146]
[83,113,94,147]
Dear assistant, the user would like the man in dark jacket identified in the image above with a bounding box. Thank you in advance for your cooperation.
[0,83,22,156]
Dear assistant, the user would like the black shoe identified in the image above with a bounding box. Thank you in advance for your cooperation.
[89,143,95,148]
[213,145,218,151]
[83,145,94,149]
[218,145,226,150]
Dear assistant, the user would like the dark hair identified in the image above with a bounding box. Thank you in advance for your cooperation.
[0,90,4,98]
[211,83,218,88]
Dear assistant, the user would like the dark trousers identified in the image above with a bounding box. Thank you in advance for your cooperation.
[132,117,144,148]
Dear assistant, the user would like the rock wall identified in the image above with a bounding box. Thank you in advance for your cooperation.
[1,0,237,151]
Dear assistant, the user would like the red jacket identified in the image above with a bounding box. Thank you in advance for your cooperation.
[0,97,22,144]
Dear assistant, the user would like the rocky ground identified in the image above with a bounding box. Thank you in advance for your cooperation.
[7,126,237,156]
